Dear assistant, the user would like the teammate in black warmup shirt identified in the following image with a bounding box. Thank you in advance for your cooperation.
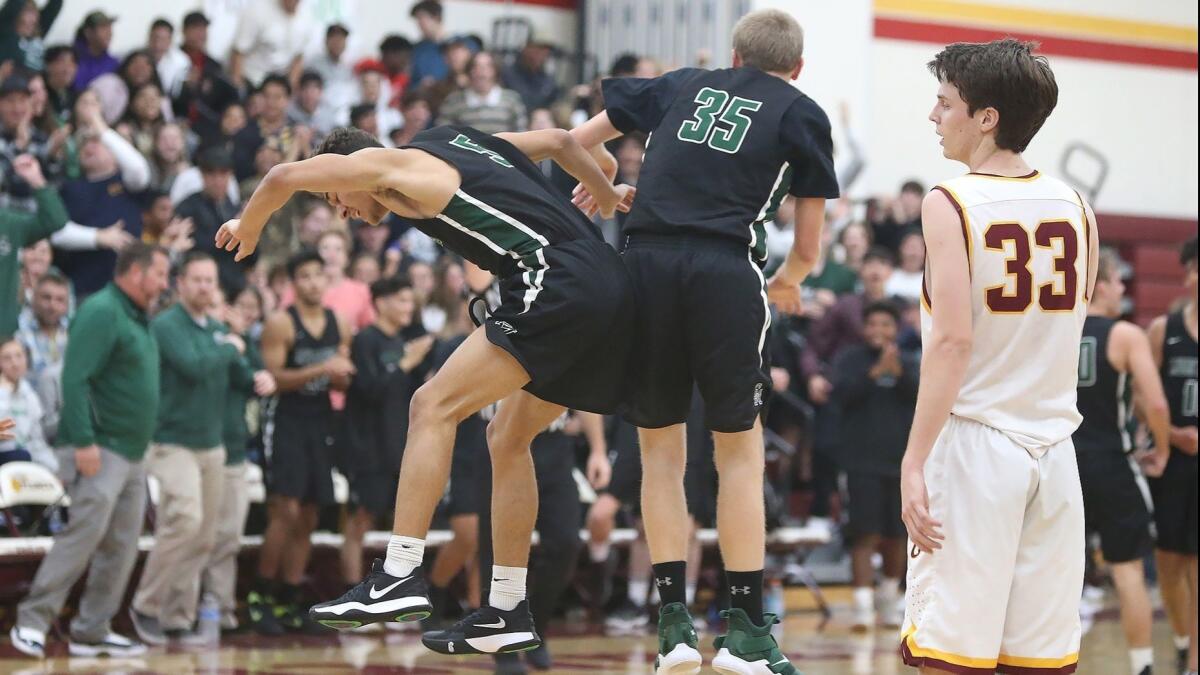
[571,9,837,674]
[218,122,635,657]
[253,250,354,634]
[1146,237,1199,675]
[1072,249,1172,675]
[340,278,433,589]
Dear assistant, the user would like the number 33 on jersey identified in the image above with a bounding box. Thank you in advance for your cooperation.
[923,171,1095,448]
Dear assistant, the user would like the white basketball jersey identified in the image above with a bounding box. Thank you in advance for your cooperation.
[921,171,1092,450]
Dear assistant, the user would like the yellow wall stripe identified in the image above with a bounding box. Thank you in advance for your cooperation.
[875,0,1197,50]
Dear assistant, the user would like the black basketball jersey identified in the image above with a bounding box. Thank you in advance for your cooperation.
[402,125,602,277]
[1074,316,1131,453]
[1162,310,1198,444]
[277,306,341,414]
[601,67,839,262]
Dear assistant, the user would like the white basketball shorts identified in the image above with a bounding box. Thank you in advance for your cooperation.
[901,415,1084,674]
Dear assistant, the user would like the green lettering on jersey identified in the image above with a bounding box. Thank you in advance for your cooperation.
[449,133,513,168]
[1077,336,1097,387]
[677,87,763,154]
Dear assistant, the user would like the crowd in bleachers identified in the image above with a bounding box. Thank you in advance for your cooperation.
[0,0,945,657]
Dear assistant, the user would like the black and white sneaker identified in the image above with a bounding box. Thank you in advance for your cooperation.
[308,558,432,629]
[422,601,541,655]
[67,632,148,657]
[9,625,45,658]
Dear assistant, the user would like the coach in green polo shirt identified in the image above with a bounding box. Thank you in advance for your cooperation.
[14,243,169,658]
[131,251,256,643]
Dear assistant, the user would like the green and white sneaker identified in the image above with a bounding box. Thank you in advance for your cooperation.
[654,602,702,675]
[711,609,798,675]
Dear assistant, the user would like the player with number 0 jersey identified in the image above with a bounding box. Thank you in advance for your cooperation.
[899,40,1098,675]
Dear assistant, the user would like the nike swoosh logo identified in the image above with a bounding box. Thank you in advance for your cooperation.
[1167,337,1183,344]
[475,619,506,629]
[772,659,789,667]
[369,577,410,600]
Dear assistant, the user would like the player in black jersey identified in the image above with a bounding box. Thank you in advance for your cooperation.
[1146,237,1198,675]
[570,9,837,674]
[340,278,433,592]
[1073,249,1172,675]
[217,124,635,655]
[254,250,354,634]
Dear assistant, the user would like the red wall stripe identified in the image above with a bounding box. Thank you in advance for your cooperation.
[473,0,578,9]
[875,17,1198,71]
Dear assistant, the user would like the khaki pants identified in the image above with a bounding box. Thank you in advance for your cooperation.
[133,444,225,630]
[17,448,146,641]
[202,462,250,626]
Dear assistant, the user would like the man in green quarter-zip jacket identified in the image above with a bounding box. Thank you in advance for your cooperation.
[130,251,257,645]
[13,243,169,659]
[202,288,276,633]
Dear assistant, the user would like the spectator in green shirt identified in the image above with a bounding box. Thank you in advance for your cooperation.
[13,243,168,660]
[0,154,68,337]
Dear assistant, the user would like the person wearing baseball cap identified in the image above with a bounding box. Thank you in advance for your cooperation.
[73,11,119,90]
[502,29,559,110]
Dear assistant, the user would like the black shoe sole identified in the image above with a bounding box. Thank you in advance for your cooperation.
[311,602,433,630]
[422,633,542,656]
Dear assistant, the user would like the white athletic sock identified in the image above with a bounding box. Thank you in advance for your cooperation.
[878,577,901,601]
[488,566,527,612]
[686,582,696,606]
[1177,635,1192,650]
[853,587,875,610]
[1129,647,1153,674]
[383,535,424,577]
[628,579,649,606]
[589,541,611,563]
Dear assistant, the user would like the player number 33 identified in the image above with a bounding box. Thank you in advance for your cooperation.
[984,219,1080,313]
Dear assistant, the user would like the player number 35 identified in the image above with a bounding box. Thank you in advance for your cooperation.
[677,87,763,154]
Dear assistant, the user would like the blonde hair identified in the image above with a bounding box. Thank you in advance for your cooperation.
[1096,247,1122,283]
[732,9,804,73]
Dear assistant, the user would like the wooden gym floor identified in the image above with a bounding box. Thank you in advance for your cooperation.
[0,587,1181,674]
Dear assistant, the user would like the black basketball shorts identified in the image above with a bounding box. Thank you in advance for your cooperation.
[1077,450,1153,563]
[484,238,635,415]
[845,471,906,540]
[1148,450,1198,555]
[621,233,772,433]
[443,414,487,517]
[263,403,336,506]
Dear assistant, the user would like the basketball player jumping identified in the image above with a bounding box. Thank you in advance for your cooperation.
[899,39,1098,674]
[217,124,635,656]
[1074,248,1172,675]
[571,9,838,674]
